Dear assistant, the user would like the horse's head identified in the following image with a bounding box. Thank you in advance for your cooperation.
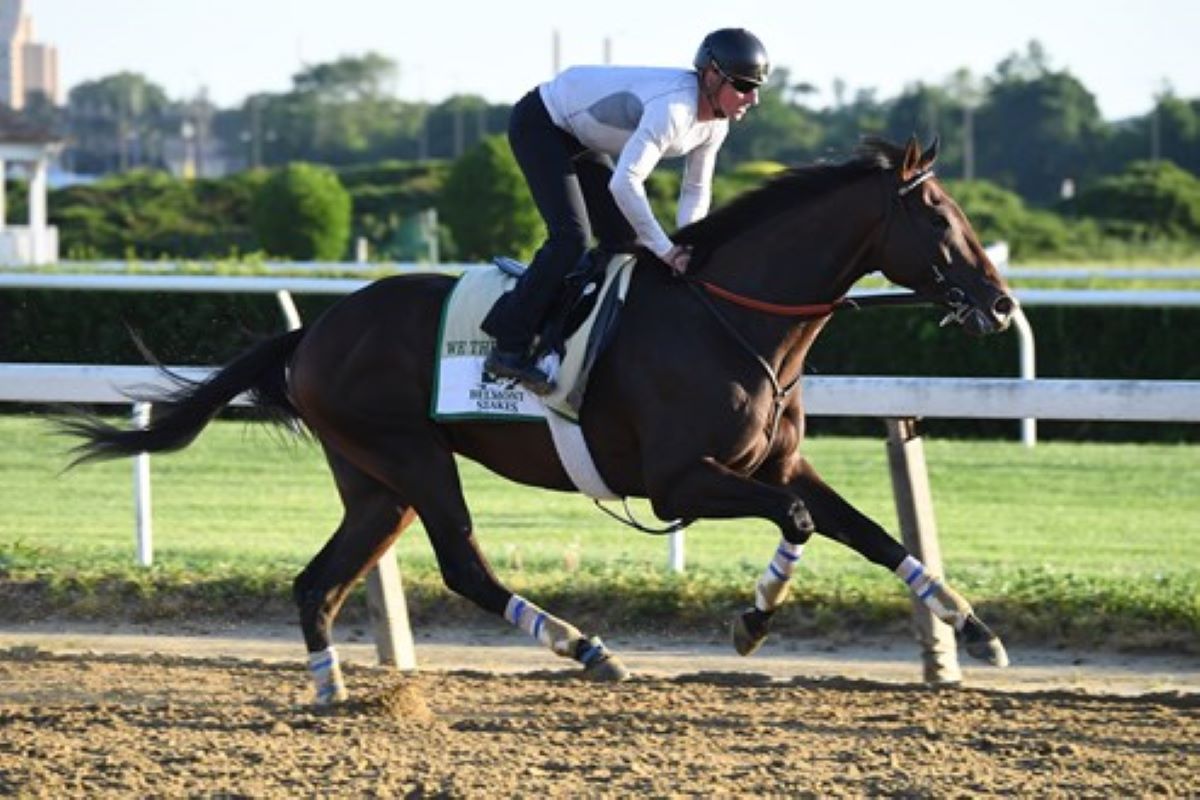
[873,137,1016,335]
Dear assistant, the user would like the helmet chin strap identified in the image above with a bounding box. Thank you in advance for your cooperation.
[702,68,727,120]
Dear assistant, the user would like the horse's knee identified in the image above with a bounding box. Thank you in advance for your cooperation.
[780,498,814,544]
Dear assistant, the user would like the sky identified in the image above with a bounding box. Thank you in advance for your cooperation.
[30,0,1200,121]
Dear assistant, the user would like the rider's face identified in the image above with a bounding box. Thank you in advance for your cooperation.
[718,80,759,121]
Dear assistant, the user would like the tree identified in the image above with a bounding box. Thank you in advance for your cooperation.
[974,41,1107,205]
[422,95,508,160]
[437,135,540,261]
[224,54,419,167]
[1151,95,1200,173]
[885,83,962,174]
[291,52,398,102]
[250,163,351,259]
[66,73,172,173]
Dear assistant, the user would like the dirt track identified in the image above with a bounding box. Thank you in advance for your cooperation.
[2,642,1197,797]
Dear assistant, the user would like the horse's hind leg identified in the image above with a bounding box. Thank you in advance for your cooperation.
[307,431,628,695]
[736,457,1007,669]
[404,446,630,683]
[293,446,416,703]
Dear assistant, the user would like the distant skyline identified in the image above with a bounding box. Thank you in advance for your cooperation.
[33,0,1200,120]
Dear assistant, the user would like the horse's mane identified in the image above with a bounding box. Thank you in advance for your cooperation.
[674,137,905,264]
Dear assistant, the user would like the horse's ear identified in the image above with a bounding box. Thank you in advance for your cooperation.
[919,136,940,170]
[901,135,922,178]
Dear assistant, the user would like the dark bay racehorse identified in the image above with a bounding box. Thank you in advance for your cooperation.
[63,137,1015,703]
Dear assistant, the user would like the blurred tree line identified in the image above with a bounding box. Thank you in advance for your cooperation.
[38,43,1200,201]
[13,42,1200,263]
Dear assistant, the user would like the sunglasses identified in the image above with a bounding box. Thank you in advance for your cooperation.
[713,63,761,94]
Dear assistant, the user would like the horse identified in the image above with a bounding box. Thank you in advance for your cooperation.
[61,136,1016,704]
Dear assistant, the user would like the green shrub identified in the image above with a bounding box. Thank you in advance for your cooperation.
[1069,159,1200,238]
[437,135,540,261]
[946,179,1097,260]
[47,170,263,260]
[250,163,352,260]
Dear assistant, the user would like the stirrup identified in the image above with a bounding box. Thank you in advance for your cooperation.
[484,350,555,395]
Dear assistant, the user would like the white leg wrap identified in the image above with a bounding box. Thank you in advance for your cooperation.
[754,539,804,613]
[505,594,582,657]
[307,646,348,705]
[895,556,970,630]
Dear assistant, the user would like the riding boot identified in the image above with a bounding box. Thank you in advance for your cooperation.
[483,346,555,396]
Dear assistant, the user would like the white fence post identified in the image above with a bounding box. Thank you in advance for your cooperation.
[1012,307,1038,448]
[668,530,685,573]
[132,402,154,567]
[366,548,417,670]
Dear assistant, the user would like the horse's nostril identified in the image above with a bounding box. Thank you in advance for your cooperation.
[992,295,1016,320]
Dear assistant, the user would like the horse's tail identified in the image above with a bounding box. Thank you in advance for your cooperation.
[59,329,306,467]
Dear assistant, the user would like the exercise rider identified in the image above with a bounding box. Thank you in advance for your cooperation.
[482,27,770,395]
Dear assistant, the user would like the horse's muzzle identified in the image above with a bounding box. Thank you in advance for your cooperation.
[943,290,1015,336]
[964,293,1016,336]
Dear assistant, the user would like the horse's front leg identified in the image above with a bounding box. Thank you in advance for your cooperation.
[649,456,815,543]
[734,456,1008,670]
[645,457,819,655]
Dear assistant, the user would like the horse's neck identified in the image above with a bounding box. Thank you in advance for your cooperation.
[701,183,881,306]
[697,182,882,375]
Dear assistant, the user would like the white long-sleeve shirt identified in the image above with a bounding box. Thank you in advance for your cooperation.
[538,65,728,257]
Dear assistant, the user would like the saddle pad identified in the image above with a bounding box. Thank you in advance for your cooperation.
[432,266,546,421]
[432,255,635,421]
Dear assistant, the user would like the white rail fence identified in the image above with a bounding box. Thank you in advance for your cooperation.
[6,267,1200,447]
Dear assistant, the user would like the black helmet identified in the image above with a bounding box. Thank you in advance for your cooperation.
[693,28,770,88]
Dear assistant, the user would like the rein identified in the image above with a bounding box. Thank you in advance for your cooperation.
[688,278,936,317]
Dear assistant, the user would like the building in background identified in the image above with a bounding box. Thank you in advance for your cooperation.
[0,104,62,264]
[0,0,59,109]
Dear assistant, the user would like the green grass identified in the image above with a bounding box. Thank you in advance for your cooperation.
[1,413,1197,649]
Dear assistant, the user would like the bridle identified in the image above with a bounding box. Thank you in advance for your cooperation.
[885,168,981,328]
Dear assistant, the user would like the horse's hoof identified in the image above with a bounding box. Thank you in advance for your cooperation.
[314,687,349,706]
[962,614,1010,668]
[584,654,631,682]
[732,607,771,657]
[575,636,630,682]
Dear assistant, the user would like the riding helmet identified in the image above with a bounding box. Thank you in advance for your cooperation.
[693,28,770,87]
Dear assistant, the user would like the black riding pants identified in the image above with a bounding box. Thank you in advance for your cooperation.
[481,88,637,351]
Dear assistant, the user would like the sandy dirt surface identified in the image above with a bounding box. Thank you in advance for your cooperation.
[1,624,1197,797]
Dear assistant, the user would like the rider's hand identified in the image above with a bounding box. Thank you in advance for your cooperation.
[662,244,692,275]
